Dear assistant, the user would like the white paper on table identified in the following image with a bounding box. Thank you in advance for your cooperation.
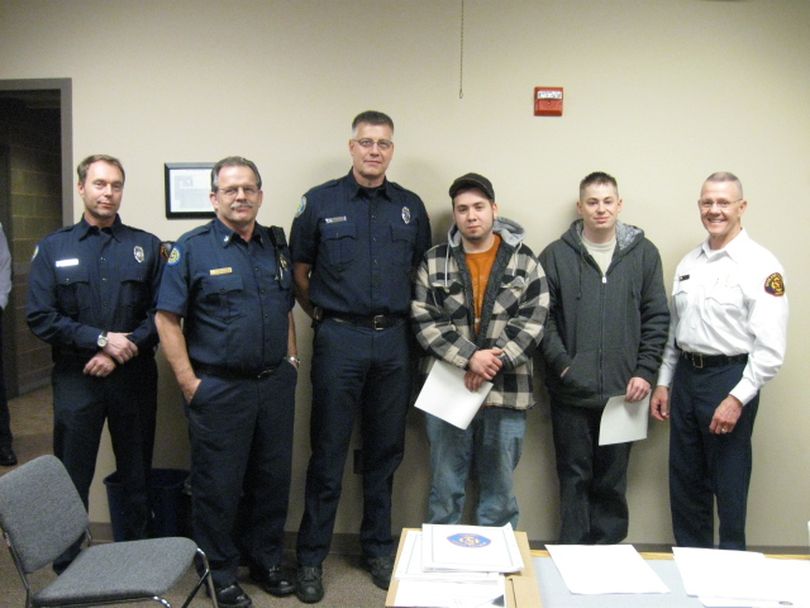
[414,359,493,430]
[421,523,523,573]
[696,558,810,607]
[598,393,650,445]
[545,544,669,595]
[673,547,776,601]
[395,531,501,582]
[392,577,505,608]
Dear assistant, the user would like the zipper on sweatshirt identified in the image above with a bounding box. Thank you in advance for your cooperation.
[599,273,606,397]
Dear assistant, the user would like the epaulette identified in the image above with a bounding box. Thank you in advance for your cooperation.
[183,223,214,240]
[307,177,341,195]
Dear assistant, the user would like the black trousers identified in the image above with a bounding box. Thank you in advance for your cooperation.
[186,362,296,587]
[297,319,411,566]
[669,359,757,550]
[550,402,633,544]
[52,354,157,569]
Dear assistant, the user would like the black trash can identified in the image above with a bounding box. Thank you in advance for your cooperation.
[104,468,192,541]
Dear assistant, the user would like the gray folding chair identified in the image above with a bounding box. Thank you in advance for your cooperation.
[0,454,217,608]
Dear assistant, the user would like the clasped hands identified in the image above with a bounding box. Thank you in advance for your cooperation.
[83,332,138,377]
[464,348,504,391]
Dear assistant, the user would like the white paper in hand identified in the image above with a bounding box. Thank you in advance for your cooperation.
[414,360,493,430]
[598,394,650,446]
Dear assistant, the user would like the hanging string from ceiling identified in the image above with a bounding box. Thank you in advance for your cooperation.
[458,0,465,99]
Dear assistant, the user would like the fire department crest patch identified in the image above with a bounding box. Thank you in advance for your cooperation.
[295,196,307,218]
[447,532,491,548]
[764,272,785,296]
[168,246,181,266]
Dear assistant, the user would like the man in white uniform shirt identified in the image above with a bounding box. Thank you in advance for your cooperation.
[650,172,788,550]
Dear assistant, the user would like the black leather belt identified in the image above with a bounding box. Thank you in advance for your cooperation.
[321,310,405,331]
[680,351,748,369]
[193,362,277,379]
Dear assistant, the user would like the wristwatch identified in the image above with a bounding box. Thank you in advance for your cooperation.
[287,355,301,369]
[97,331,108,348]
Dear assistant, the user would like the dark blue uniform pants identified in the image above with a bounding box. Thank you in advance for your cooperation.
[297,319,411,566]
[550,403,632,544]
[669,360,758,550]
[187,363,296,587]
[52,354,157,569]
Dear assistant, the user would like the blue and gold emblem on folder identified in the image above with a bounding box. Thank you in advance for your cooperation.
[447,533,491,548]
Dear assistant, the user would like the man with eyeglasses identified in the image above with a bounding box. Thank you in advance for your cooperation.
[27,154,163,570]
[157,157,298,608]
[290,111,431,602]
[651,172,788,550]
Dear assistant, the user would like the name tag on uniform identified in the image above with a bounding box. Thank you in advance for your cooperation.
[55,258,79,268]
[324,216,347,224]
[209,267,233,276]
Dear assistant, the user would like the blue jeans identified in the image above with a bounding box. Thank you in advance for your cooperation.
[425,408,526,527]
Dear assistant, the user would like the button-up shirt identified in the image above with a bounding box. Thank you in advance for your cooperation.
[657,229,788,405]
[26,216,162,358]
[290,170,431,316]
[157,218,294,371]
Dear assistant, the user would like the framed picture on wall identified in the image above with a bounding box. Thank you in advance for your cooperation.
[164,162,215,219]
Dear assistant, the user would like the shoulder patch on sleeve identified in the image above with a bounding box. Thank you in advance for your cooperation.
[764,272,785,296]
[160,241,174,260]
[295,195,307,218]
[167,245,181,266]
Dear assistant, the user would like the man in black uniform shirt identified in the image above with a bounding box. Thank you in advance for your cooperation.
[27,154,162,570]
[290,111,431,603]
[157,156,298,608]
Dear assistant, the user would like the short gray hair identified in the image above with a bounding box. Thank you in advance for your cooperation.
[211,156,262,192]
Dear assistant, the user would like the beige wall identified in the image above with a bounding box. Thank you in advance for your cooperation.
[2,0,808,546]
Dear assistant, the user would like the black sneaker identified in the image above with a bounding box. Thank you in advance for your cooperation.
[364,554,394,590]
[296,565,324,603]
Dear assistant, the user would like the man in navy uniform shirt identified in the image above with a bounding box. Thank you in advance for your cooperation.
[27,154,162,570]
[290,111,431,603]
[157,157,298,608]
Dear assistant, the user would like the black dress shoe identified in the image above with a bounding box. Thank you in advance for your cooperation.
[0,445,17,467]
[364,554,394,590]
[296,565,324,603]
[211,582,252,608]
[249,564,295,597]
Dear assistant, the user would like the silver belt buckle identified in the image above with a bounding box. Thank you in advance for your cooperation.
[372,315,386,331]
[693,353,704,369]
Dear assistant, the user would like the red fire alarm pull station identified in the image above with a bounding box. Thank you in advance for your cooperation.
[534,87,563,116]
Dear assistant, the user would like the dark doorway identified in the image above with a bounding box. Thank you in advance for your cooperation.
[0,79,72,397]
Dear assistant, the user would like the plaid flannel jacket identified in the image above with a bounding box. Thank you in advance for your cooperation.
[411,218,548,409]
